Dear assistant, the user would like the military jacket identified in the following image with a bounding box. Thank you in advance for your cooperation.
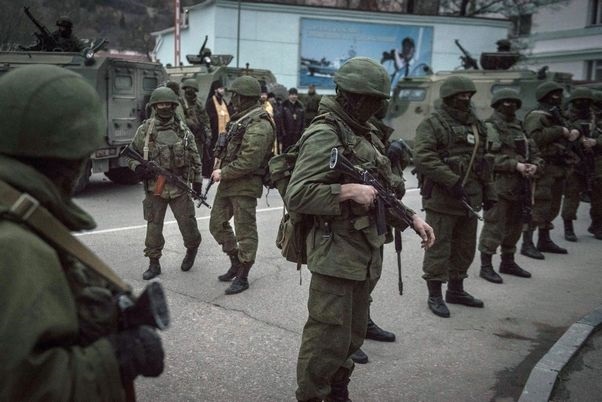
[181,96,210,144]
[129,116,202,199]
[301,93,322,126]
[524,103,577,166]
[414,104,496,216]
[217,105,275,198]
[0,156,124,402]
[285,97,414,281]
[485,111,544,201]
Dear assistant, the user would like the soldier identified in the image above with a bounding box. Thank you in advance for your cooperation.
[128,87,203,280]
[414,75,497,318]
[561,88,595,241]
[286,57,434,402]
[520,82,580,258]
[0,65,164,399]
[181,78,211,169]
[590,90,602,239]
[301,84,322,127]
[478,89,544,283]
[23,16,83,52]
[209,76,275,295]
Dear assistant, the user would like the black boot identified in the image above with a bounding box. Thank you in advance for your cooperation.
[564,220,577,242]
[350,348,368,364]
[499,253,531,278]
[325,367,352,402]
[521,229,545,260]
[589,222,602,240]
[225,261,252,295]
[180,247,198,271]
[537,228,568,254]
[365,317,395,342]
[218,250,241,282]
[426,281,450,318]
[143,258,161,280]
[446,279,484,308]
[479,252,503,284]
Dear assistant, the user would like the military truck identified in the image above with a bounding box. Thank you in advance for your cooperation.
[0,47,167,191]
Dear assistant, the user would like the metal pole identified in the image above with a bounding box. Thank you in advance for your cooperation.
[236,0,241,68]
[174,0,181,66]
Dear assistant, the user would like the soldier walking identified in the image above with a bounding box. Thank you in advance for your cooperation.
[478,89,543,283]
[286,57,434,401]
[414,76,497,318]
[209,76,275,295]
[128,87,203,280]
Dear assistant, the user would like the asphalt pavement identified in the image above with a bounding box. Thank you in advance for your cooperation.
[74,171,602,402]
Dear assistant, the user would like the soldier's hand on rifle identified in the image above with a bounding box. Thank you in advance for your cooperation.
[524,164,538,177]
[339,183,378,208]
[564,128,580,142]
[211,169,222,183]
[516,162,528,176]
[135,164,155,180]
[411,214,435,249]
[192,181,203,194]
[449,178,468,200]
[582,137,597,149]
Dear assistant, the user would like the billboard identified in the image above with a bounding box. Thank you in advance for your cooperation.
[299,18,434,90]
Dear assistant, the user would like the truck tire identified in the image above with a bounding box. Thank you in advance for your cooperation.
[105,167,141,185]
[73,160,92,194]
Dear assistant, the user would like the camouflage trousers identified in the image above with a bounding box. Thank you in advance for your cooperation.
[532,163,567,230]
[209,191,258,263]
[478,197,523,255]
[296,272,370,401]
[143,193,201,259]
[422,209,478,282]
[561,170,587,221]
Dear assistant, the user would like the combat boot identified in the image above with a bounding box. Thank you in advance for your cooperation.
[563,220,577,242]
[479,252,503,284]
[446,279,484,308]
[180,247,198,271]
[218,250,241,282]
[520,229,545,260]
[588,222,602,240]
[426,280,450,318]
[499,253,531,278]
[325,367,352,402]
[537,228,568,254]
[225,261,252,295]
[142,258,161,280]
[365,317,396,342]
[350,348,368,364]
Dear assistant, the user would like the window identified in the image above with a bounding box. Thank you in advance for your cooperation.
[587,60,602,80]
[509,14,532,37]
[114,75,133,90]
[143,77,158,91]
[396,88,426,101]
[591,0,602,25]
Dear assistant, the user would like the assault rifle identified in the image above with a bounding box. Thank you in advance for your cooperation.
[117,282,170,330]
[580,122,596,199]
[329,148,416,236]
[23,7,58,51]
[121,146,211,209]
[454,39,479,70]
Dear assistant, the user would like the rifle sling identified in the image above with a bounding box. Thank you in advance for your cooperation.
[0,180,130,292]
[462,124,480,187]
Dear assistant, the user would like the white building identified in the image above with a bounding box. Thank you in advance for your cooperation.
[152,0,510,91]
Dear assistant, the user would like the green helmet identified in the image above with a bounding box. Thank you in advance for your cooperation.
[0,65,104,160]
[149,87,180,106]
[491,88,522,108]
[568,87,593,103]
[229,76,261,97]
[56,16,73,28]
[440,76,476,99]
[181,79,199,91]
[334,57,390,98]
[535,81,563,101]
[593,90,602,104]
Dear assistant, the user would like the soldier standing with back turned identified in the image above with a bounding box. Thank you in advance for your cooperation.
[414,75,497,318]
[478,89,543,283]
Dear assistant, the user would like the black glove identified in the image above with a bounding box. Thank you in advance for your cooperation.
[483,200,497,211]
[108,326,165,384]
[135,164,155,180]
[449,179,467,200]
[192,182,203,195]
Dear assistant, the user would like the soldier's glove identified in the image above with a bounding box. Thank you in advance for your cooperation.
[135,164,155,180]
[483,200,497,211]
[449,179,468,200]
[192,182,203,195]
[108,325,165,384]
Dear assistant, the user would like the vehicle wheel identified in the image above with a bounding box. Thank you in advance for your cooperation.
[105,167,140,185]
[73,160,92,194]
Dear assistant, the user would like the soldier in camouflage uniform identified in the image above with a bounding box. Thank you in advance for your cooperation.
[301,84,322,127]
[180,78,211,165]
[0,65,164,400]
[520,82,580,258]
[22,16,83,52]
[561,88,596,241]
[209,76,275,295]
[478,89,544,283]
[414,75,497,318]
[286,57,434,402]
[128,87,203,280]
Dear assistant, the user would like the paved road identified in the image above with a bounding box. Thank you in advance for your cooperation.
[75,172,602,402]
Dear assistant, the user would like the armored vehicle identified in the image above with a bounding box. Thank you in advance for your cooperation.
[0,48,167,191]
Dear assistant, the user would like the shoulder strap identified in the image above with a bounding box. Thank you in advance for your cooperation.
[0,180,130,292]
[143,118,156,160]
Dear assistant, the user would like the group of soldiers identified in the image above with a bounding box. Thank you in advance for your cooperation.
[1,49,601,400]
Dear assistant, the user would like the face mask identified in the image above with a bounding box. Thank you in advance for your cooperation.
[448,95,471,112]
[231,93,241,111]
[545,92,562,107]
[497,101,518,120]
[355,97,386,122]
[185,88,196,99]
[155,105,174,120]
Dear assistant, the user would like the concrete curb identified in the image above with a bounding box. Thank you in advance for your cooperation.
[519,304,602,402]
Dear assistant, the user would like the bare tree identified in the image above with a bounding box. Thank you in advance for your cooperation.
[439,0,569,18]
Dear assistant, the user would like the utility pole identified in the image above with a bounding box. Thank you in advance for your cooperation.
[236,0,241,68]
[174,0,181,66]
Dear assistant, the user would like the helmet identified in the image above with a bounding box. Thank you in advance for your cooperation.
[56,16,73,28]
[229,76,261,97]
[149,87,180,106]
[593,90,602,104]
[535,81,563,101]
[568,87,593,103]
[491,88,522,108]
[0,65,104,160]
[440,76,476,99]
[334,57,390,98]
[181,79,199,91]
